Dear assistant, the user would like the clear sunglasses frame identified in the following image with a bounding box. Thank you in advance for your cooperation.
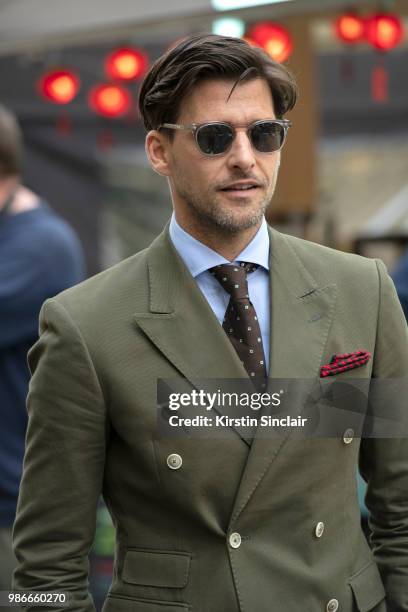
[158,118,292,156]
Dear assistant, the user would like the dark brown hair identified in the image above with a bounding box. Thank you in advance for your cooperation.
[0,104,22,177]
[139,33,298,134]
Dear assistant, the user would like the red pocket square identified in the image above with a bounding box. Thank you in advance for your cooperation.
[320,350,371,378]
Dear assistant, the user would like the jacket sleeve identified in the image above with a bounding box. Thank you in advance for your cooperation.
[359,259,408,611]
[12,298,108,612]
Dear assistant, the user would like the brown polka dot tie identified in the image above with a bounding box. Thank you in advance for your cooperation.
[210,262,267,387]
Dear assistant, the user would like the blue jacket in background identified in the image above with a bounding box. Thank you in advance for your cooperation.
[0,202,85,527]
[392,249,408,322]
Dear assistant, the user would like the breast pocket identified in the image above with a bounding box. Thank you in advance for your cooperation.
[348,561,386,612]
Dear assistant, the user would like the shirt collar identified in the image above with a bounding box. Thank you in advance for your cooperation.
[169,212,270,279]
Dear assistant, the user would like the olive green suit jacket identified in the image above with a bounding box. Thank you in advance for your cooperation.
[12,224,408,612]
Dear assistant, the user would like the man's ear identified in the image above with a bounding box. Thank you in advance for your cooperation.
[145,130,171,177]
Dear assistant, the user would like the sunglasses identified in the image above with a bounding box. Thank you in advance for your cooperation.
[158,119,291,156]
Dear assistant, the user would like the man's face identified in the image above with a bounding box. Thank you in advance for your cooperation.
[165,77,281,234]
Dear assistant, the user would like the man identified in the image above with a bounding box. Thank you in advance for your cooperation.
[0,104,85,605]
[12,35,408,612]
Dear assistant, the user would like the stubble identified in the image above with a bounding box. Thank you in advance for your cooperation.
[171,162,280,236]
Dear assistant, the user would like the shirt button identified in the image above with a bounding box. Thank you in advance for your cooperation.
[167,453,182,470]
[315,521,325,538]
[343,428,354,444]
[229,532,241,548]
[326,598,339,612]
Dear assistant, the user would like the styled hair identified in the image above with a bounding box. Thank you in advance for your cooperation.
[138,33,298,134]
[0,104,23,177]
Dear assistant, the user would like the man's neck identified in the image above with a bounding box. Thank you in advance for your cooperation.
[174,214,263,262]
[0,176,19,210]
[0,179,40,215]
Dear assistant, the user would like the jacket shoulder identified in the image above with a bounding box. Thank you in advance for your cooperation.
[50,247,150,320]
[276,230,379,289]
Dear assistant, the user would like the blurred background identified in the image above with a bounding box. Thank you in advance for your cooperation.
[1,0,407,608]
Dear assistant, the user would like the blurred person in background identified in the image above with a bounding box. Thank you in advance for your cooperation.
[393,249,408,321]
[0,103,85,605]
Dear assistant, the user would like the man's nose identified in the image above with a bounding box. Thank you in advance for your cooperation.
[226,129,256,172]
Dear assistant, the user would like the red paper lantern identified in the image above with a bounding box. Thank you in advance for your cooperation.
[366,13,404,51]
[105,47,148,81]
[247,22,293,63]
[37,69,80,104]
[88,84,132,118]
[335,13,366,44]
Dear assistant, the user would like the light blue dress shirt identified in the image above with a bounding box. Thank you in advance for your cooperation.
[169,214,271,371]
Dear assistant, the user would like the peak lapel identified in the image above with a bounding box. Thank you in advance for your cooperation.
[230,227,338,523]
[134,226,257,443]
[134,226,249,382]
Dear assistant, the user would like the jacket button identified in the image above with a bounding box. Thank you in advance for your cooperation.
[326,598,339,612]
[315,521,325,538]
[229,532,241,548]
[167,453,182,470]
[343,428,354,444]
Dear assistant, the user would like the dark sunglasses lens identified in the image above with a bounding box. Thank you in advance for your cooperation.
[196,124,233,154]
[251,122,285,152]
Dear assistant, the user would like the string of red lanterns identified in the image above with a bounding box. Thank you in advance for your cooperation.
[36,46,147,122]
[335,10,404,50]
[36,10,403,133]
[334,9,404,103]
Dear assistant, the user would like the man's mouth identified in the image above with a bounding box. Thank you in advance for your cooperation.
[222,186,258,192]
[219,181,260,193]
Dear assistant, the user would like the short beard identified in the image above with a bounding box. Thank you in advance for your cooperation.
[173,169,279,236]
[186,193,269,234]
[173,153,280,237]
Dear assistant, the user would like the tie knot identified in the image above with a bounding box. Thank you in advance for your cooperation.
[209,262,258,300]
